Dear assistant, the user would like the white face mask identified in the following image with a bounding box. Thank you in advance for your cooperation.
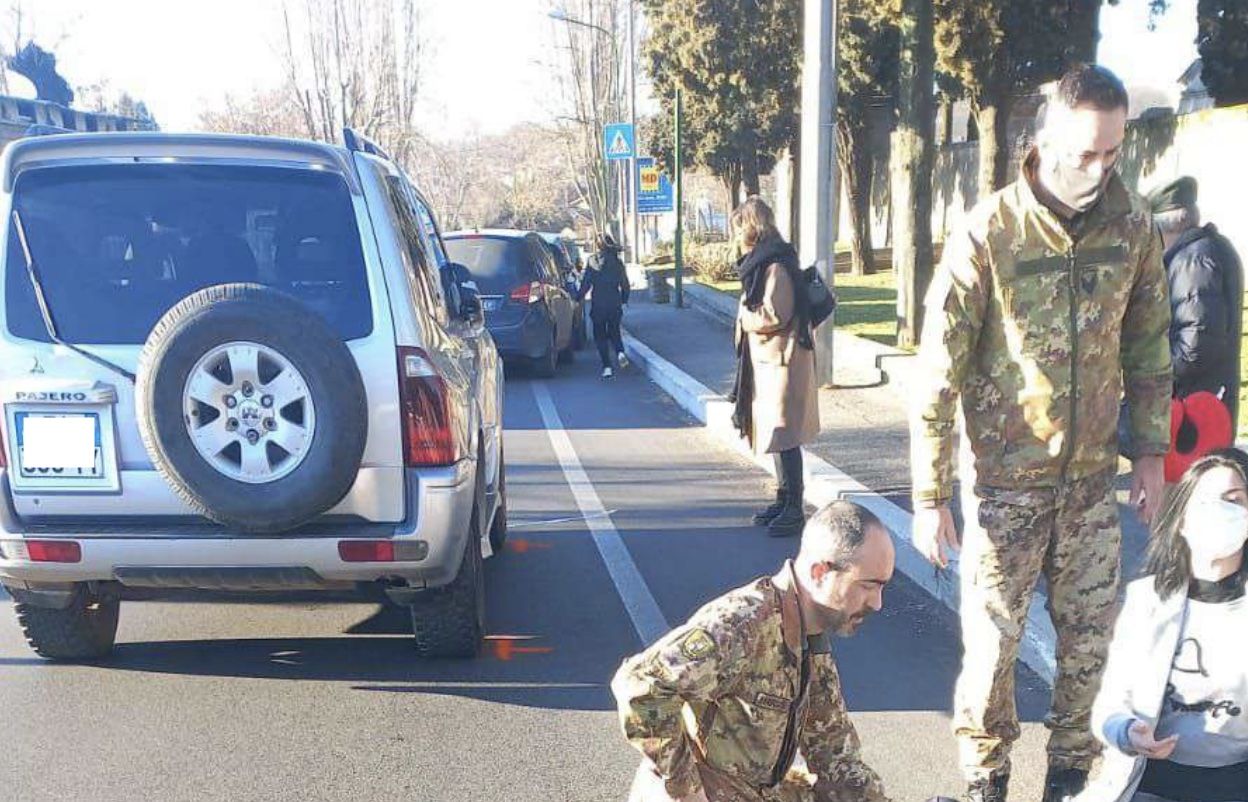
[1183,499,1248,563]
[1040,154,1111,213]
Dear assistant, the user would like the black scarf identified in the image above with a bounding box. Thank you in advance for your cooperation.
[738,235,799,311]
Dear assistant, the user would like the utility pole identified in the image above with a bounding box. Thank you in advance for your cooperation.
[628,0,640,265]
[673,88,684,309]
[800,0,838,386]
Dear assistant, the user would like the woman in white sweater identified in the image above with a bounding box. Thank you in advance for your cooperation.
[1082,449,1248,802]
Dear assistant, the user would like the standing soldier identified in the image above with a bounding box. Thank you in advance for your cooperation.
[611,501,894,802]
[908,65,1172,802]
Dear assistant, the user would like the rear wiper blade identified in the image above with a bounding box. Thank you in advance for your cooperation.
[11,208,136,384]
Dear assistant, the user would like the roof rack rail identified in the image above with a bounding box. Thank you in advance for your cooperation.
[24,123,74,138]
[342,127,393,162]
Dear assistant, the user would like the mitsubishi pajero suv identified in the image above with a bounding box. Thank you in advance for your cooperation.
[0,129,507,660]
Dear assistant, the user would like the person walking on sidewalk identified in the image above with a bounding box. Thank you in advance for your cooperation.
[908,65,1173,802]
[731,197,820,539]
[580,232,631,379]
[612,500,895,802]
[1082,449,1248,802]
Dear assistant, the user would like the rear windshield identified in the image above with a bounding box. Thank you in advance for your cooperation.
[443,236,536,295]
[5,163,372,344]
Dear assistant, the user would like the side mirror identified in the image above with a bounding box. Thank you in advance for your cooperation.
[445,262,482,323]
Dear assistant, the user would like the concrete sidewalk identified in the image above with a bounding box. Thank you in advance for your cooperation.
[621,281,1155,684]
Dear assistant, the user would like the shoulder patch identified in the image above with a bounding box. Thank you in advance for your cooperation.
[680,628,717,661]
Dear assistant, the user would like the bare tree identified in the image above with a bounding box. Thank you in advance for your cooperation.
[279,0,424,163]
[545,0,627,237]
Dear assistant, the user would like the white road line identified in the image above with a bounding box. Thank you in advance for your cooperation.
[531,382,670,646]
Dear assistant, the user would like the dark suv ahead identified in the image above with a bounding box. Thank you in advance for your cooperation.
[443,229,576,377]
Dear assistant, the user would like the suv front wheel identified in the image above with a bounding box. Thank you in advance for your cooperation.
[409,501,486,658]
[16,585,120,661]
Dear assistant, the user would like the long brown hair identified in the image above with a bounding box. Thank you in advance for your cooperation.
[1144,448,1248,599]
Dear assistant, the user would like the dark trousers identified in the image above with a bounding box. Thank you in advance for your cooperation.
[593,310,624,368]
[773,447,803,497]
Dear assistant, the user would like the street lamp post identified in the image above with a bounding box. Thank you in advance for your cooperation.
[627,0,640,266]
[800,0,839,386]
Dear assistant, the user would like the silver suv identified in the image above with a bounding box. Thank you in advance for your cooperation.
[0,130,506,660]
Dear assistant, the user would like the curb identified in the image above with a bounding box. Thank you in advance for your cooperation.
[621,327,1058,685]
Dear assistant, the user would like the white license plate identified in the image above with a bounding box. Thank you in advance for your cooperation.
[481,298,503,312]
[15,412,104,479]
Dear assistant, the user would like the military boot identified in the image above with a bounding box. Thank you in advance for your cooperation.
[1041,767,1088,802]
[766,492,805,538]
[752,489,788,526]
[965,771,1009,802]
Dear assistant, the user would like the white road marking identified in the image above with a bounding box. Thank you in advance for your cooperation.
[531,382,669,646]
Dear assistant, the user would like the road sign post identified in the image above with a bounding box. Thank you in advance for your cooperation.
[673,90,684,309]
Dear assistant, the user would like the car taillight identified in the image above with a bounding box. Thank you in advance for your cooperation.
[397,347,458,467]
[6,540,83,563]
[337,540,428,562]
[509,281,542,304]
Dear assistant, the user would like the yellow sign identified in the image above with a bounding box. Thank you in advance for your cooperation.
[640,166,660,194]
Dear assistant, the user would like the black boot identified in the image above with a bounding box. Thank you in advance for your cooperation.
[766,492,805,538]
[1041,767,1087,802]
[965,771,1009,802]
[752,490,788,526]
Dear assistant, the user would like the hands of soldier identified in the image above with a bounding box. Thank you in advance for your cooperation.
[914,505,959,569]
[1130,455,1166,525]
[1127,720,1179,759]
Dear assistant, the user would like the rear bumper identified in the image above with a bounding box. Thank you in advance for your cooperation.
[488,314,552,360]
[0,460,479,596]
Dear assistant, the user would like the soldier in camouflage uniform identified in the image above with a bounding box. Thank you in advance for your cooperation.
[611,501,894,802]
[908,66,1173,802]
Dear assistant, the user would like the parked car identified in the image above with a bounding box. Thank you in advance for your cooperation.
[443,229,577,376]
[539,233,587,352]
[0,128,506,660]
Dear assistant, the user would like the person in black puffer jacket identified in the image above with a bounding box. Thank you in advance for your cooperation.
[578,233,631,378]
[1149,177,1244,428]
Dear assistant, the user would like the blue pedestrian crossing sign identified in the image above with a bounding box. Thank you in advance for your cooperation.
[604,123,635,161]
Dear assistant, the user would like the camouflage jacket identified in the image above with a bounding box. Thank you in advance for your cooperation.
[611,570,889,802]
[910,151,1172,506]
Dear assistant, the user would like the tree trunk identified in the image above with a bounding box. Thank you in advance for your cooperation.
[788,143,801,252]
[939,97,953,145]
[1065,0,1103,66]
[892,0,936,350]
[974,88,1011,198]
[741,128,761,197]
[838,116,874,276]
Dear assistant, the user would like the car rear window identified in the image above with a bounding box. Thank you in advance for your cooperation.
[443,236,537,296]
[4,163,372,344]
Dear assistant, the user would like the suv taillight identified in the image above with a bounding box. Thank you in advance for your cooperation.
[397,347,458,467]
[510,281,541,304]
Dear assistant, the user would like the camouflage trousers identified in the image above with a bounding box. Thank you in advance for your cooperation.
[953,468,1121,781]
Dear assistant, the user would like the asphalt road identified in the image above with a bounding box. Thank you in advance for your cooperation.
[0,354,1052,802]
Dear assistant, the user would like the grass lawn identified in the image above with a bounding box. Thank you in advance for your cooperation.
[691,270,901,347]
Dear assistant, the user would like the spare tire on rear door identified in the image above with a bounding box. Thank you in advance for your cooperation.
[136,284,368,534]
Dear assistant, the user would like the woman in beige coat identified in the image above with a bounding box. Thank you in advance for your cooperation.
[730,198,820,537]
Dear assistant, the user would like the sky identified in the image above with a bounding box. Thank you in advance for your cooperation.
[10,0,1202,136]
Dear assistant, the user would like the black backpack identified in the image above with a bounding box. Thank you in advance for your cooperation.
[802,266,837,328]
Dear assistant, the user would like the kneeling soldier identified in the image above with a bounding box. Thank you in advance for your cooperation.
[611,501,895,802]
